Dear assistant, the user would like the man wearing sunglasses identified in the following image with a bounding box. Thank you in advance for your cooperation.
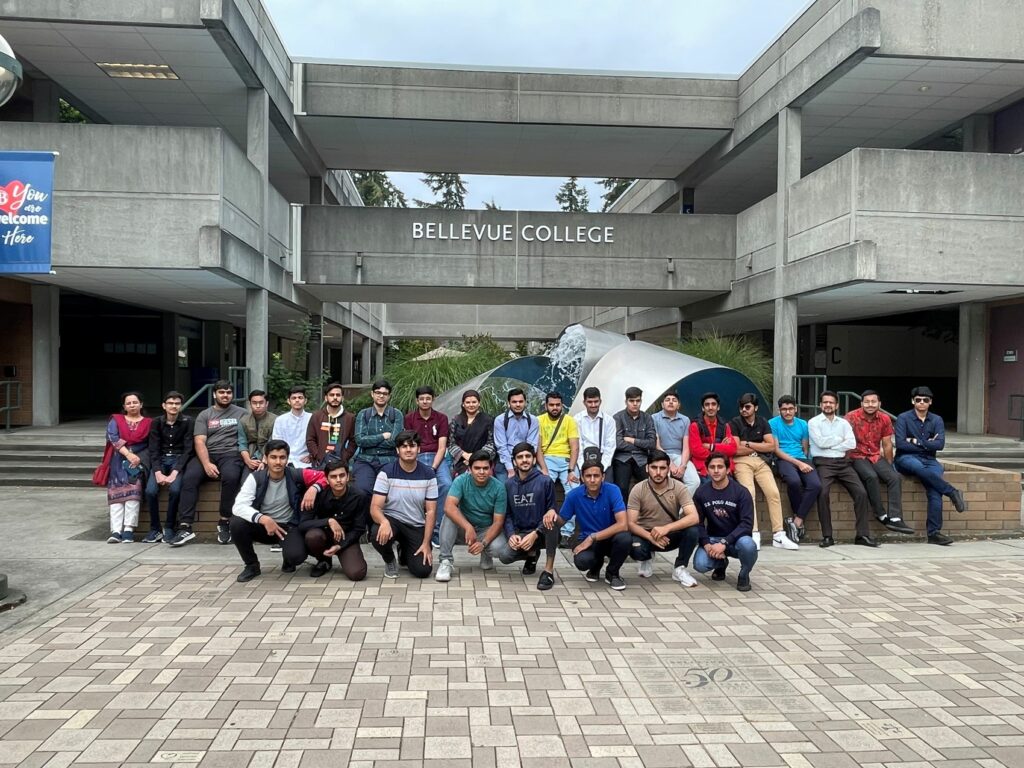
[894,387,967,546]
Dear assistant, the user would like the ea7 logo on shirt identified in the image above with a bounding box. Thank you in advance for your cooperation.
[513,492,535,505]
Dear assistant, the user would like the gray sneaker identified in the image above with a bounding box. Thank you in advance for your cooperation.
[436,559,453,582]
[383,560,399,579]
[480,552,494,571]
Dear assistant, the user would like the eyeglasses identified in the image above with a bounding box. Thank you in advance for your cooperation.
[740,404,755,410]
[372,390,390,396]
[913,397,932,403]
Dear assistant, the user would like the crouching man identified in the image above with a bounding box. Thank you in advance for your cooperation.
[230,439,327,582]
[497,442,560,590]
[295,459,368,581]
[692,452,758,592]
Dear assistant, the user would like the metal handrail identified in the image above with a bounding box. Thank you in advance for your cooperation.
[791,374,826,419]
[1009,394,1024,442]
[0,380,21,431]
[181,367,251,410]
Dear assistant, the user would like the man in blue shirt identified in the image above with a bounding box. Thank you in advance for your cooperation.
[692,453,757,592]
[493,388,541,478]
[893,386,966,545]
[549,460,631,590]
[769,395,821,545]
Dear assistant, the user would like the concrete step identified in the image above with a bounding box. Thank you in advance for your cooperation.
[0,463,97,474]
[0,475,94,487]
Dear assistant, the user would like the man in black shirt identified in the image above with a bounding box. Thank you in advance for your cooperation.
[692,453,758,592]
[143,391,194,543]
[612,386,658,504]
[296,459,368,580]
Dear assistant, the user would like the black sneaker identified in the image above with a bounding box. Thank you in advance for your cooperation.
[711,566,727,581]
[522,556,538,576]
[584,567,601,583]
[884,517,915,535]
[237,563,261,582]
[559,534,572,549]
[948,488,967,513]
[167,527,195,547]
[310,560,332,578]
[736,574,751,592]
[281,562,296,573]
[605,574,626,591]
[537,571,555,591]
[928,532,954,546]
[217,522,232,545]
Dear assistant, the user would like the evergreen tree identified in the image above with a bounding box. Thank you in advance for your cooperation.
[59,99,87,124]
[352,171,408,207]
[484,198,501,210]
[598,177,635,212]
[415,172,467,209]
[555,177,590,212]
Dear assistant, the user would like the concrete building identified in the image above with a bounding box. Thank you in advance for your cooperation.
[1,0,1023,437]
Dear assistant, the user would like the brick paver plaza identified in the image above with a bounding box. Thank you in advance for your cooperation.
[2,539,1024,768]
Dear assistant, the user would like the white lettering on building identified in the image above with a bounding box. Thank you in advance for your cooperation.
[413,221,615,244]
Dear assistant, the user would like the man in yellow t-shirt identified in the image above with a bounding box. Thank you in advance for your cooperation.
[537,392,580,551]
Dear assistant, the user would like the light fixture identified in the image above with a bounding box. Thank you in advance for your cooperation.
[97,62,179,80]
[884,288,960,295]
[917,85,931,93]
[178,299,233,305]
[0,34,23,107]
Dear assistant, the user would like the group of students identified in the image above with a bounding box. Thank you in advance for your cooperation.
[102,378,964,592]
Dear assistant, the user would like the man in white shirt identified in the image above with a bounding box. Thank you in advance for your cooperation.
[569,386,618,545]
[272,386,313,468]
[808,390,876,549]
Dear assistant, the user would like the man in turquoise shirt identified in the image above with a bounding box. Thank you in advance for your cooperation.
[768,395,821,544]
[436,450,508,581]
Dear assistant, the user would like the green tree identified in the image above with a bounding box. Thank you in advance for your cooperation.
[555,177,590,212]
[598,177,635,212]
[662,331,772,402]
[59,99,87,124]
[352,171,408,208]
[415,172,467,209]
[484,198,501,210]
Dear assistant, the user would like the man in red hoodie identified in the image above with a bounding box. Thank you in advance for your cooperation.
[688,392,737,482]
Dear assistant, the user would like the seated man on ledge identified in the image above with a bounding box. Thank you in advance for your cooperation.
[294,459,368,580]
[230,439,326,583]
[552,460,632,591]
[692,452,758,592]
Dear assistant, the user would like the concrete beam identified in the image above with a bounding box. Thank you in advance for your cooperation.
[245,288,269,390]
[30,285,59,427]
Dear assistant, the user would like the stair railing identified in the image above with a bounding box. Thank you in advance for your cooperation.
[0,380,22,432]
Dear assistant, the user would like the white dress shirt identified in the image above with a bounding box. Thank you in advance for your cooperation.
[574,410,617,471]
[808,413,856,458]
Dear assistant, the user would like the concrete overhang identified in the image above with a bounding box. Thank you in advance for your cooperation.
[296,62,736,177]
[299,207,735,306]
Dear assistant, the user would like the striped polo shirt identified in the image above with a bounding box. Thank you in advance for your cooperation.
[373,460,439,528]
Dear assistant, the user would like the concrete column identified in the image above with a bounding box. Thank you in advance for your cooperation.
[307,313,324,387]
[361,337,372,385]
[30,285,60,427]
[375,342,384,379]
[772,107,802,402]
[962,114,994,153]
[309,177,324,205]
[31,79,60,123]
[245,289,269,390]
[341,329,354,384]
[680,187,695,214]
[957,303,987,434]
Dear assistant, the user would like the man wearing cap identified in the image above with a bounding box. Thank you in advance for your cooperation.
[894,386,966,546]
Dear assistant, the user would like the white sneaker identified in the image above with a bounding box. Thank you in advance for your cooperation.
[480,552,494,571]
[637,559,654,578]
[672,565,698,588]
[435,559,453,582]
[752,531,761,551]
[772,532,799,550]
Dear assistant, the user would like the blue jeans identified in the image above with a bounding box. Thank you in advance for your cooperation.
[894,454,954,535]
[419,452,452,538]
[693,536,758,579]
[145,457,184,531]
[545,455,579,537]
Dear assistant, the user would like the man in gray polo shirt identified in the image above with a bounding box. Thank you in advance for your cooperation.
[170,380,246,547]
[652,390,700,496]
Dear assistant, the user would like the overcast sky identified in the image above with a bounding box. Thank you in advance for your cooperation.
[265,0,809,210]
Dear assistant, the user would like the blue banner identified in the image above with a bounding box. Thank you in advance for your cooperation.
[0,151,56,274]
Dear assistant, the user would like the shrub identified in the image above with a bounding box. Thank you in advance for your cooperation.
[665,331,773,401]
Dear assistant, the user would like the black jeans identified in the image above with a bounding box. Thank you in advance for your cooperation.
[229,517,305,568]
[353,457,390,496]
[179,453,245,526]
[370,515,432,578]
[612,459,646,504]
[852,458,902,520]
[813,457,871,538]
[572,531,632,578]
[496,527,560,564]
[629,526,699,568]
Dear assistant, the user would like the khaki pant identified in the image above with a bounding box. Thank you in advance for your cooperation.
[732,455,783,534]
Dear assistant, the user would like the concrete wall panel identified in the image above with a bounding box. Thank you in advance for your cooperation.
[863,0,1024,59]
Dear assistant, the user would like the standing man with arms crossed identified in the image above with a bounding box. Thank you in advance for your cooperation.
[612,387,657,504]
[170,380,246,547]
[144,391,193,543]
[493,388,540,478]
[570,386,617,546]
[272,386,313,468]
[652,390,700,496]
[769,395,821,544]
[846,390,914,535]
[536,391,579,544]
[405,385,452,547]
[626,449,701,587]
[688,392,737,481]
[353,380,404,495]
[729,393,798,551]
[369,430,437,578]
[240,389,275,474]
[894,386,966,546]
[305,382,355,470]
